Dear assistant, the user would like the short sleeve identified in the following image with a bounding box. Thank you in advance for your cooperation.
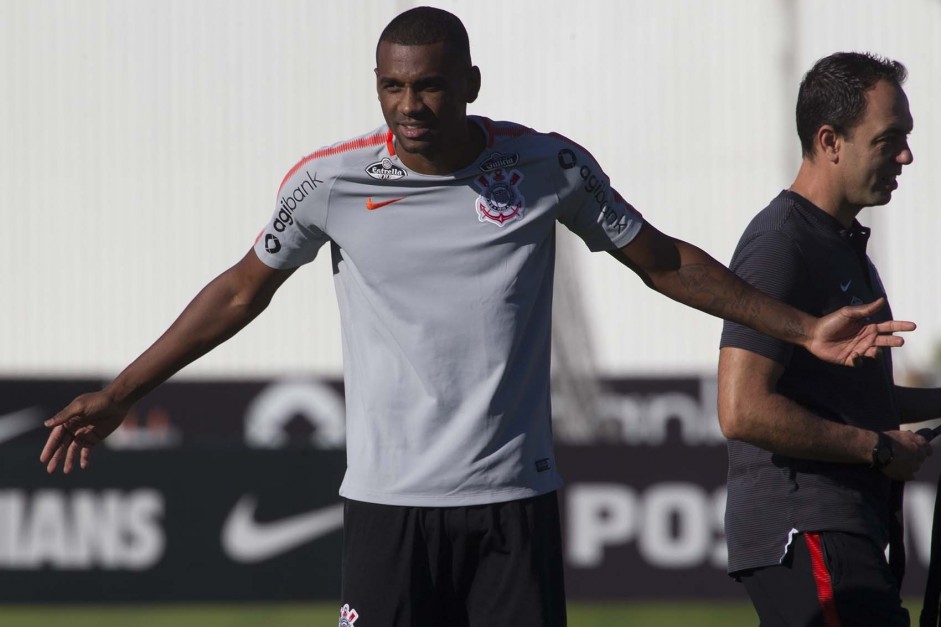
[253,161,332,269]
[553,143,644,251]
[720,229,812,365]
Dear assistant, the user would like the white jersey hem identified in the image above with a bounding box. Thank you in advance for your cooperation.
[339,479,563,507]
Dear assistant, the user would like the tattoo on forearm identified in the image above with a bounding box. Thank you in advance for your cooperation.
[782,319,806,339]
[676,263,725,309]
[677,264,807,339]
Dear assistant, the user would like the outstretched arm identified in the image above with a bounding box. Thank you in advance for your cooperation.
[40,249,295,473]
[718,346,930,480]
[612,222,915,366]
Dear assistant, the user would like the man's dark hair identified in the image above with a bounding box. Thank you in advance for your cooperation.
[377,6,471,65]
[796,52,907,158]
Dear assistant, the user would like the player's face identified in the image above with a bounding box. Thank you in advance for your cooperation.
[837,80,914,209]
[375,41,480,174]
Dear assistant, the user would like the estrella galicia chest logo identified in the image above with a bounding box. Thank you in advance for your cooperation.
[479,151,520,172]
[274,170,323,232]
[365,157,407,180]
[474,169,526,227]
[264,234,281,254]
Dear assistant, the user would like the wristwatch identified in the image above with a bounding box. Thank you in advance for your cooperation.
[870,432,895,470]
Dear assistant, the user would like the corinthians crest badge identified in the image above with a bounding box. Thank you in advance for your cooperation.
[474,169,525,227]
[338,604,359,627]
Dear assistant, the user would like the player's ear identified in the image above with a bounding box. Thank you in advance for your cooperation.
[818,125,841,163]
[465,66,481,104]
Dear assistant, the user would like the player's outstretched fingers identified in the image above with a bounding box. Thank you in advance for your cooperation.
[66,428,101,473]
[44,402,84,429]
[80,446,92,470]
[63,439,84,474]
[851,297,886,317]
[43,426,73,474]
[881,319,917,332]
[873,320,916,347]
[40,424,67,464]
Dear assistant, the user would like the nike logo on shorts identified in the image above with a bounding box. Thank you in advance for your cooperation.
[365,197,405,210]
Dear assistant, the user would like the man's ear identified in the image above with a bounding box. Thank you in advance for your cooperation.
[465,66,481,104]
[818,125,841,163]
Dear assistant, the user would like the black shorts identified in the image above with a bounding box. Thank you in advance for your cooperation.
[739,531,908,627]
[339,491,566,627]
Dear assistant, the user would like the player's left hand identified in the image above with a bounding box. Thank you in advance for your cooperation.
[40,391,130,474]
[808,297,916,367]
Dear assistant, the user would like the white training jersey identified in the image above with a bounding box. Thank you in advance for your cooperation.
[254,116,643,506]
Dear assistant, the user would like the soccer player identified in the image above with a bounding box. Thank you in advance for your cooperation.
[718,52,935,626]
[42,9,914,627]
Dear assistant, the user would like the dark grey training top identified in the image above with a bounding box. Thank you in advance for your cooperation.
[254,116,643,506]
[720,190,899,575]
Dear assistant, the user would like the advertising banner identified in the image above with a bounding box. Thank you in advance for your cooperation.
[2,378,939,602]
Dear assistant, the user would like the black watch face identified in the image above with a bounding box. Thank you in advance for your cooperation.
[875,443,893,467]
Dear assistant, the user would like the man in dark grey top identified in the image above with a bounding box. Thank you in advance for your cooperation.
[719,52,936,626]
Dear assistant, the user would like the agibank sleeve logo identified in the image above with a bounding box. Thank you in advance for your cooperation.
[264,234,281,254]
[273,170,324,232]
[557,148,639,235]
[473,168,525,227]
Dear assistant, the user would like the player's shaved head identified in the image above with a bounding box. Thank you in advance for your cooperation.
[377,6,472,66]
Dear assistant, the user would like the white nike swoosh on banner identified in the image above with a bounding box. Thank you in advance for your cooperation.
[221,495,344,563]
[0,407,43,445]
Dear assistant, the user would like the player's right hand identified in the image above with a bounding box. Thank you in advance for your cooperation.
[39,391,131,474]
[881,429,931,481]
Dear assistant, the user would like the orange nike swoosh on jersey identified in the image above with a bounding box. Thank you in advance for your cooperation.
[365,196,406,210]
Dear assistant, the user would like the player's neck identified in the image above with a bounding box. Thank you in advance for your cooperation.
[789,161,861,228]
[398,119,485,175]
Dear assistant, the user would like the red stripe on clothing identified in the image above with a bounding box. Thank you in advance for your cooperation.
[478,118,532,144]
[805,532,842,627]
[482,117,495,148]
[548,131,594,156]
[492,125,529,138]
[279,131,391,192]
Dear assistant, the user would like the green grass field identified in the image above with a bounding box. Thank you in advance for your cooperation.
[0,599,927,626]
[0,601,759,627]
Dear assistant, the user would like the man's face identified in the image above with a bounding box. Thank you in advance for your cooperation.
[375,41,479,171]
[838,80,914,208]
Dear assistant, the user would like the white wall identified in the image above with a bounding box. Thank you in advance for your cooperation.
[3,0,940,379]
